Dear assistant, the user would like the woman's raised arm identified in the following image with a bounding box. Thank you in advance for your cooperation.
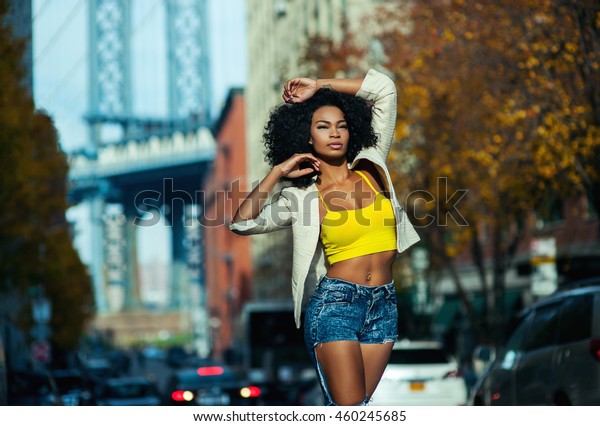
[283,76,365,103]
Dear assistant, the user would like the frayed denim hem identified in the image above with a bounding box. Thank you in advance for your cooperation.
[325,396,370,406]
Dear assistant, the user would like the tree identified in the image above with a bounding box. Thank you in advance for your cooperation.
[302,19,367,79]
[0,1,94,357]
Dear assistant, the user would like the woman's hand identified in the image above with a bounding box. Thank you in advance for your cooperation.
[276,153,320,178]
[283,77,318,103]
[232,152,319,223]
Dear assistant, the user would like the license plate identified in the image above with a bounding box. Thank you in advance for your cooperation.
[62,396,79,406]
[196,392,230,406]
[409,381,425,391]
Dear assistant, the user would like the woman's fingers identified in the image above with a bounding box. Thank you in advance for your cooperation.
[283,92,300,103]
[297,152,320,166]
[296,167,317,177]
[286,78,301,91]
[280,153,320,177]
[283,80,295,101]
[292,153,320,170]
[288,164,319,178]
[283,88,297,103]
[283,78,314,103]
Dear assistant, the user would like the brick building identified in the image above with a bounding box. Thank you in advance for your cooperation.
[203,88,253,361]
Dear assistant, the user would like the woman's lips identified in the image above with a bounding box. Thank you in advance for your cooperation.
[328,143,343,149]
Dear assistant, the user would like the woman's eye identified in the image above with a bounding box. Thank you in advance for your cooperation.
[317,126,328,129]
[339,125,348,129]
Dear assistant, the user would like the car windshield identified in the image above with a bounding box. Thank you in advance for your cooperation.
[389,349,449,364]
[177,369,239,386]
[106,383,154,398]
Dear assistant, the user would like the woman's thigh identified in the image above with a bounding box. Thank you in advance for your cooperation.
[304,284,367,405]
[311,340,394,405]
[360,342,394,398]
[315,340,366,406]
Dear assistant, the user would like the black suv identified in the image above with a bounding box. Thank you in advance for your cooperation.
[469,284,600,405]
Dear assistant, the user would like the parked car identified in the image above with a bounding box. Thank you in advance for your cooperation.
[469,284,600,405]
[370,340,467,406]
[96,377,161,406]
[107,349,131,375]
[7,370,54,405]
[81,358,116,381]
[166,346,188,368]
[165,364,261,406]
[47,369,95,406]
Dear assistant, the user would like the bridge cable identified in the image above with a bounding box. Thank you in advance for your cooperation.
[39,52,88,107]
[34,0,84,64]
[32,0,53,23]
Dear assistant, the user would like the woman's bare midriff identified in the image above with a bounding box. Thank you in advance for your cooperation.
[326,250,397,286]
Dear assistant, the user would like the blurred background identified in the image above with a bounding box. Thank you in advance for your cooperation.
[0,0,598,406]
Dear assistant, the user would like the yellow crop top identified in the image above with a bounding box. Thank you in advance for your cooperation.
[318,170,397,265]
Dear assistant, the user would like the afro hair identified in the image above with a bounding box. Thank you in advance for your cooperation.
[262,88,379,187]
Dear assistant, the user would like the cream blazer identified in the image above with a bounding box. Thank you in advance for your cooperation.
[229,69,421,327]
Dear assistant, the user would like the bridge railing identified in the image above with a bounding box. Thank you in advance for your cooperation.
[69,126,215,180]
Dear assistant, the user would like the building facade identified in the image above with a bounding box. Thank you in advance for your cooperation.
[204,88,253,360]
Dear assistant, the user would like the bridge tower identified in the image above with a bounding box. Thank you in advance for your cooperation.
[87,0,132,314]
[88,0,132,146]
[86,0,211,326]
[163,0,211,314]
[165,0,211,121]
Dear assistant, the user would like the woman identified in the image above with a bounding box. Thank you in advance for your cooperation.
[230,69,420,405]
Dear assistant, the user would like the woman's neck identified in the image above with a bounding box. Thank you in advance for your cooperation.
[316,159,351,187]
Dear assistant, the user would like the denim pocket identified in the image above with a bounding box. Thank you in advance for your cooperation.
[321,288,354,306]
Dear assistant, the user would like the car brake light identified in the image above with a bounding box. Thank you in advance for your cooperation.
[197,366,224,376]
[240,386,261,398]
[589,339,600,363]
[171,390,195,402]
[442,369,462,379]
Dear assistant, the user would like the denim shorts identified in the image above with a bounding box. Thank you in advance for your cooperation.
[303,275,398,405]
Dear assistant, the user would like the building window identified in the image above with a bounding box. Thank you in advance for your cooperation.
[585,192,598,219]
[535,195,564,229]
[274,0,287,18]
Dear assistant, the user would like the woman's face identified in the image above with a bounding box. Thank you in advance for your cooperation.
[309,106,349,160]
